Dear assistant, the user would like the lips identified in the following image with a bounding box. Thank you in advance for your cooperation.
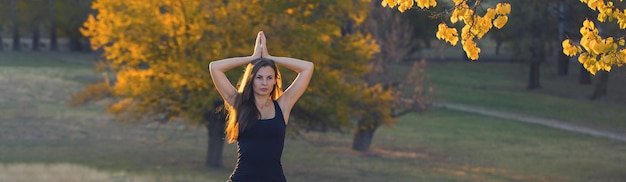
[260,88,269,92]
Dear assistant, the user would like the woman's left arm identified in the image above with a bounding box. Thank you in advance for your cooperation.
[268,55,314,111]
[259,32,314,112]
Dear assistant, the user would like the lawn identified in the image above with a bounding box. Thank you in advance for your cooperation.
[1,52,626,182]
[407,53,626,134]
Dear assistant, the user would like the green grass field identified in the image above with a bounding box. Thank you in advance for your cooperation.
[425,60,626,133]
[1,51,626,181]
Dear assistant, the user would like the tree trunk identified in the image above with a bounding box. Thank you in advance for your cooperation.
[578,64,592,84]
[49,0,58,51]
[557,0,569,75]
[205,101,226,168]
[12,25,20,51]
[527,61,541,89]
[352,128,376,151]
[50,24,58,51]
[527,36,544,90]
[590,71,609,99]
[557,53,569,75]
[206,121,225,168]
[69,37,83,51]
[12,0,20,51]
[495,41,502,55]
[32,25,41,51]
[352,120,379,152]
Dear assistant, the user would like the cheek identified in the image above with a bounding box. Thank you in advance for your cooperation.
[250,79,258,88]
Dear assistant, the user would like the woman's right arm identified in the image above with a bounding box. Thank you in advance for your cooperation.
[209,56,254,105]
[209,32,264,105]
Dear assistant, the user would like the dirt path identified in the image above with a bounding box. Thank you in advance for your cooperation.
[435,102,626,142]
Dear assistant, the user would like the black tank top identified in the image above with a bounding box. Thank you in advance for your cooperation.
[230,100,287,182]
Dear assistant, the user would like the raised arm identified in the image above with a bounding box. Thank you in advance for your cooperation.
[269,56,313,108]
[259,33,314,112]
[209,32,264,105]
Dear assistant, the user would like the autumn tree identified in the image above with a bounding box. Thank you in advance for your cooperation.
[562,1,626,98]
[72,0,377,168]
[382,0,511,61]
[350,0,431,151]
[382,0,626,76]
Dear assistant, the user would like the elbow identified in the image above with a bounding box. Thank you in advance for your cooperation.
[208,62,217,72]
[306,61,314,72]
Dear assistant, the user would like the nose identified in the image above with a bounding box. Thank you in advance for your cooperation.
[262,78,267,85]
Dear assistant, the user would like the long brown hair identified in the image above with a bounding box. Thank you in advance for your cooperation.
[225,58,282,143]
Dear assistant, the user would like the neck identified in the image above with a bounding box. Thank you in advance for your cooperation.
[254,95,271,108]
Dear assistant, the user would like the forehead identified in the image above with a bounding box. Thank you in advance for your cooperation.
[255,66,275,76]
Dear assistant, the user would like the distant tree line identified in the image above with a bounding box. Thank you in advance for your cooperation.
[0,0,92,52]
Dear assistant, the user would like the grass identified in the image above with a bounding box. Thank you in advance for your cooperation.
[376,110,626,181]
[0,51,98,68]
[3,106,626,181]
[416,37,626,128]
[2,51,626,181]
[424,60,626,133]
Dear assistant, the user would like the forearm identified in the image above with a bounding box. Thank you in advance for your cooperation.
[209,56,254,72]
[267,56,314,73]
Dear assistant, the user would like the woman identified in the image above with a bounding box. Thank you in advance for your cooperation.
[209,31,314,182]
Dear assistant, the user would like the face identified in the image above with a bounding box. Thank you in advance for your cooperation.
[252,66,276,96]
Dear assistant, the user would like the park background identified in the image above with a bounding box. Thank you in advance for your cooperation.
[1,0,626,181]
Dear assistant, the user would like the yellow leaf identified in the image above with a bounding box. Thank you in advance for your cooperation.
[484,8,496,20]
[562,39,580,56]
[462,40,480,60]
[436,23,459,46]
[493,15,508,29]
[416,0,436,9]
[495,3,511,15]
[583,19,595,29]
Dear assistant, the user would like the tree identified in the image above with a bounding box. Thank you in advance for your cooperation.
[72,0,377,168]
[556,1,597,78]
[563,2,626,98]
[381,0,626,74]
[382,0,512,60]
[54,0,92,51]
[23,0,49,51]
[351,0,431,151]
[557,0,570,75]
[401,3,449,49]
[563,0,626,75]
[8,0,50,51]
[505,0,560,89]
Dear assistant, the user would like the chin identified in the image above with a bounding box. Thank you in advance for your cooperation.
[255,91,271,96]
